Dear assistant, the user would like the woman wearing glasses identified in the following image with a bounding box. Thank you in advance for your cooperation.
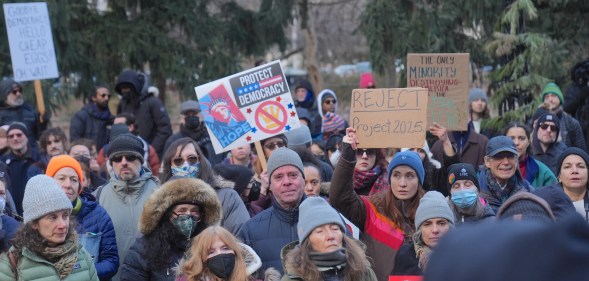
[160,138,249,235]
[120,177,222,281]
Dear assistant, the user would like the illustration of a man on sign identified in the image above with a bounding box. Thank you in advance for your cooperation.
[200,84,252,148]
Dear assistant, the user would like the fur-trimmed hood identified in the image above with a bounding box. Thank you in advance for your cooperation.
[139,177,222,235]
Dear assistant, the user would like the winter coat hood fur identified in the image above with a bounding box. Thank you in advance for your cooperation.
[140,177,222,235]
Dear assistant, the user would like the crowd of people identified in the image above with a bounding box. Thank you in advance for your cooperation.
[0,64,588,281]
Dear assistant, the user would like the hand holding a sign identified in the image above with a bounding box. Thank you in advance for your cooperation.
[343,127,359,150]
[429,122,456,157]
[259,170,270,196]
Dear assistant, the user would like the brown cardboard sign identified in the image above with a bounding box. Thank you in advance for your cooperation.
[350,88,428,148]
[407,53,470,130]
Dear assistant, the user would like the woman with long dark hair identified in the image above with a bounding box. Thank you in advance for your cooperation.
[160,138,249,235]
[330,128,426,281]
[120,177,222,280]
[504,121,557,188]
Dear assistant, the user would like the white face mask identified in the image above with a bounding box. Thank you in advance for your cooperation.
[330,149,341,167]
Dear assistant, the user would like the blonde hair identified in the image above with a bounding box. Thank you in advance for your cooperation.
[182,226,249,281]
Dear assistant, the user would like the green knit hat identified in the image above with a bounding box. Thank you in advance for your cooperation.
[541,82,564,105]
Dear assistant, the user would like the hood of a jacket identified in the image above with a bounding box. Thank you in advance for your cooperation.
[317,89,338,117]
[139,177,222,235]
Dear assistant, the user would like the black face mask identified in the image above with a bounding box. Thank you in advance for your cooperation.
[206,253,235,280]
[247,180,261,202]
[185,116,200,130]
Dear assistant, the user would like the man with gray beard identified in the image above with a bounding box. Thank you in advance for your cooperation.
[0,79,48,143]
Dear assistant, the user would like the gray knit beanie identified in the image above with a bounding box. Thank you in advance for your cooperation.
[285,125,312,148]
[108,133,145,163]
[267,147,304,183]
[415,191,455,228]
[297,197,345,244]
[468,88,488,104]
[23,175,73,224]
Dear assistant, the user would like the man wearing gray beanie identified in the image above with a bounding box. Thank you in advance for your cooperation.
[392,191,454,276]
[238,147,307,276]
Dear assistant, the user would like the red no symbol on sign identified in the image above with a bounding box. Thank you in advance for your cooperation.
[255,100,288,134]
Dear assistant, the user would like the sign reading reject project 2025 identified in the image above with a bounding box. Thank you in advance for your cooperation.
[3,2,59,82]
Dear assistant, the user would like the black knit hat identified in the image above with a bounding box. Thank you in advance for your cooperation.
[213,164,254,195]
[556,147,589,177]
[109,123,130,142]
[107,133,144,163]
[447,163,479,191]
[7,122,29,137]
[0,79,20,101]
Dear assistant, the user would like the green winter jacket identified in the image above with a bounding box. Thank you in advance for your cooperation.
[0,246,98,281]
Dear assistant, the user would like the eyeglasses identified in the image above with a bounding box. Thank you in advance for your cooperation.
[356,149,376,157]
[264,141,285,150]
[7,133,23,139]
[172,155,199,166]
[111,154,139,163]
[490,152,517,161]
[324,99,337,105]
[540,124,557,131]
[99,93,111,98]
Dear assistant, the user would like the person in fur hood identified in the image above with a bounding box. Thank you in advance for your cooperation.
[177,226,281,281]
[119,177,222,281]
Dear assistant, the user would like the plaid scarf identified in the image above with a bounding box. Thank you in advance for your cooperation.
[482,167,529,208]
[353,166,390,196]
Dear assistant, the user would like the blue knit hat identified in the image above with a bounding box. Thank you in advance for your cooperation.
[387,151,425,185]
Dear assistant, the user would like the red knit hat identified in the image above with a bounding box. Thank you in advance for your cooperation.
[45,155,84,194]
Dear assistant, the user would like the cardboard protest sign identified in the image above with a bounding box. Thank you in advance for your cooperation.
[407,53,470,130]
[3,2,59,81]
[195,60,300,154]
[350,88,428,148]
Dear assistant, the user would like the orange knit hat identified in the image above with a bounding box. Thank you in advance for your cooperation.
[45,155,84,194]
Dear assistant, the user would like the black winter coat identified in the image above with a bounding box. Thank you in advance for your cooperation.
[0,102,46,141]
[120,236,187,281]
[70,103,114,150]
[391,244,422,276]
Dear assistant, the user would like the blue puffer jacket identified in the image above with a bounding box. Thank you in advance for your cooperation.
[75,193,119,281]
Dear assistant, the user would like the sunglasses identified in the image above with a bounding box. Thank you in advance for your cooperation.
[356,149,376,157]
[540,124,557,131]
[172,155,199,166]
[324,99,337,105]
[264,141,285,150]
[7,133,23,139]
[111,154,139,163]
[99,93,111,98]
[10,89,22,95]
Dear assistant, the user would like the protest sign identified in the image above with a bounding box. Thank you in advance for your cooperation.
[407,53,470,130]
[350,88,428,148]
[3,2,59,81]
[195,60,300,154]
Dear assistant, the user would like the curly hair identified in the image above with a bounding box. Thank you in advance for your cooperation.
[11,218,77,262]
[283,235,371,280]
[39,127,67,154]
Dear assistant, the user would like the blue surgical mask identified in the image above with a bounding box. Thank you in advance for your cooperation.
[171,162,200,178]
[451,189,478,208]
[0,196,5,214]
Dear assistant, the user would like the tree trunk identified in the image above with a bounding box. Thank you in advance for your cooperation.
[304,15,323,92]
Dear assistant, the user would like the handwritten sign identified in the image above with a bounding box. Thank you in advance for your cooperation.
[407,53,469,130]
[350,88,428,148]
[195,60,300,154]
[3,2,59,81]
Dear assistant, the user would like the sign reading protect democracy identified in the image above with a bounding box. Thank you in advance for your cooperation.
[3,2,59,81]
[195,60,300,154]
[407,53,470,131]
[350,88,428,148]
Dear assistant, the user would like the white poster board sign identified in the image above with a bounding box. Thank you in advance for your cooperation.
[3,2,59,81]
[194,60,300,154]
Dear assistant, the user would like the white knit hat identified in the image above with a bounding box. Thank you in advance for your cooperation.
[23,175,72,224]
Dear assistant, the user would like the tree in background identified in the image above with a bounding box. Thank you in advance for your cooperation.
[0,0,297,110]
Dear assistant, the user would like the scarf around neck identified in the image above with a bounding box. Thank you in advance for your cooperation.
[40,234,79,279]
[309,248,347,269]
[354,166,389,195]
